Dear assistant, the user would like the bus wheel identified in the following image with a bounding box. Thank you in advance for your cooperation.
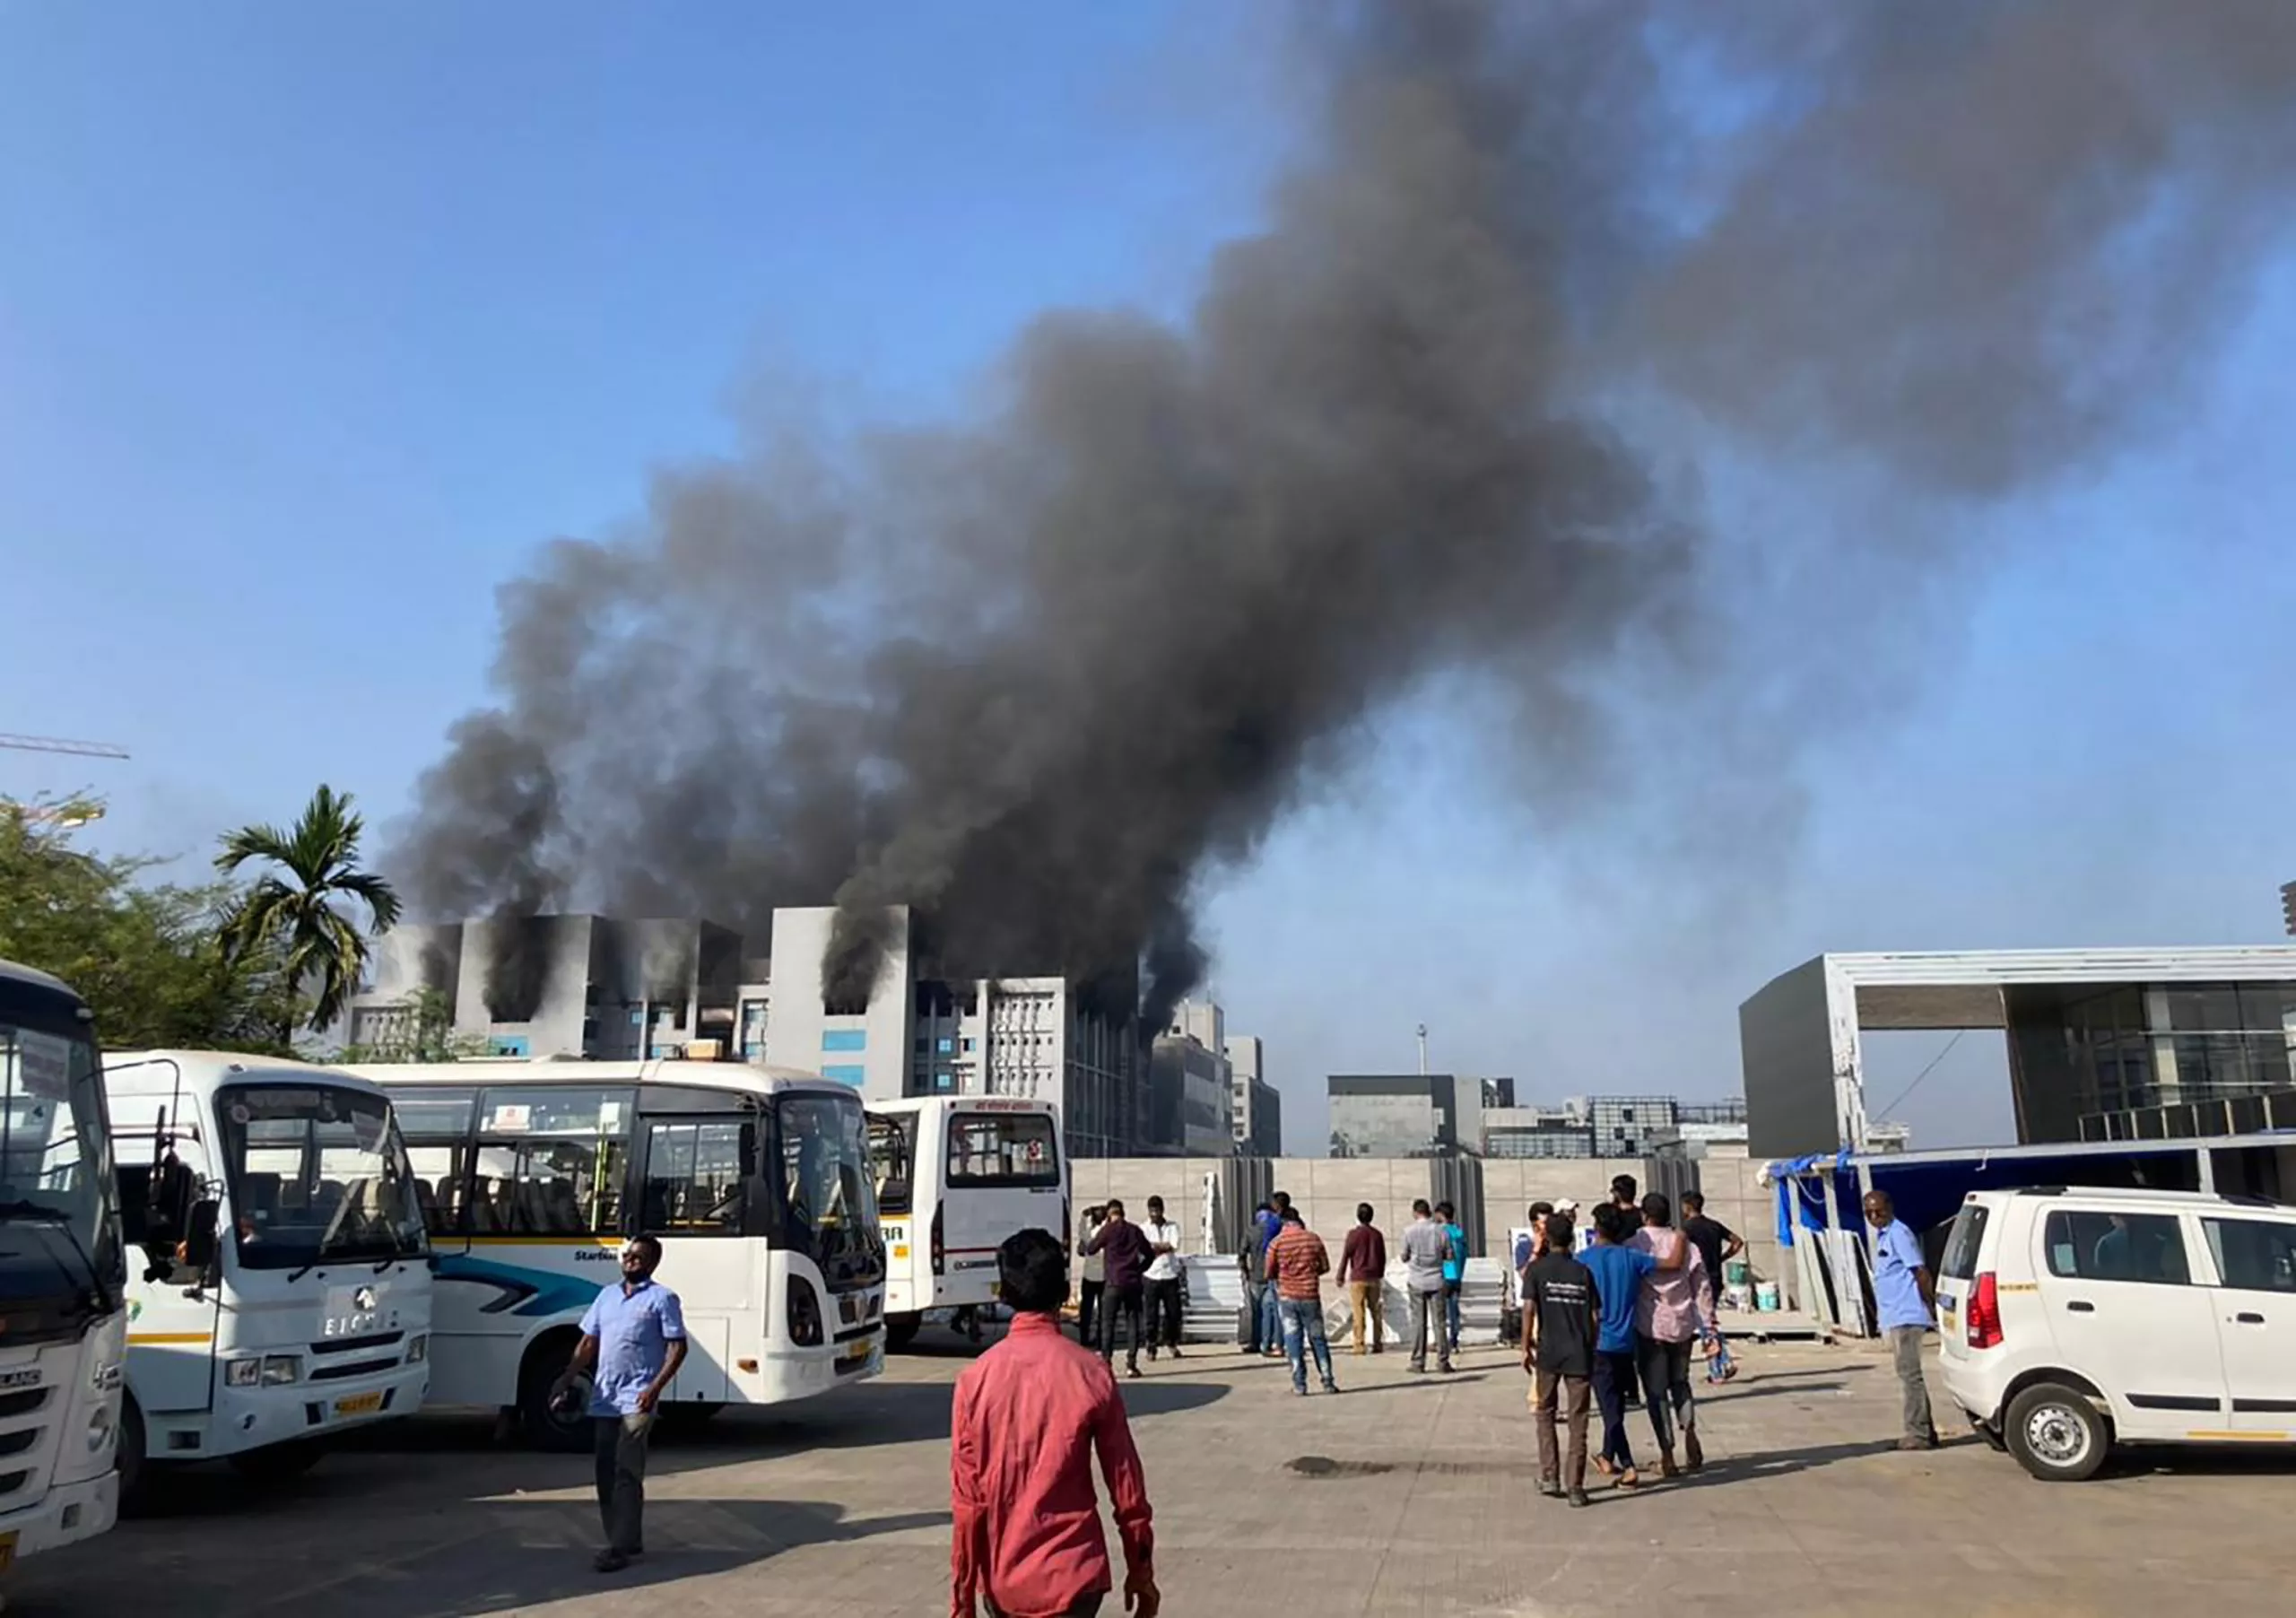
[518,1334,592,1454]
[229,1439,324,1483]
[883,1313,922,1352]
[117,1394,151,1517]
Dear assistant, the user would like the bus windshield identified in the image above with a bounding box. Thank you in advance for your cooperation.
[778,1092,882,1286]
[0,1018,116,1306]
[215,1083,429,1271]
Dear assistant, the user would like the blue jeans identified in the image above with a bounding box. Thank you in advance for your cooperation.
[1280,1297,1335,1391]
[1258,1281,1282,1351]
[1444,1280,1463,1349]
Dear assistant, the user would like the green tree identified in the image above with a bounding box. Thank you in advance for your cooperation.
[0,799,295,1051]
[215,784,402,1044]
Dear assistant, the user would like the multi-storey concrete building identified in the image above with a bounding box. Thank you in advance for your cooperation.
[1225,1034,1283,1156]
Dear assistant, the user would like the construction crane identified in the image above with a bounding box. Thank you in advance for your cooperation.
[0,733,131,761]
[0,732,129,826]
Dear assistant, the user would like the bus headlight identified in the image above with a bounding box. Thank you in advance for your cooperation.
[405,1335,428,1364]
[224,1358,262,1387]
[787,1276,824,1347]
[261,1355,302,1386]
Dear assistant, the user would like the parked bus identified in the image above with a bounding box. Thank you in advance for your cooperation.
[102,1053,432,1502]
[866,1098,1065,1350]
[346,1059,884,1448]
[0,961,127,1570]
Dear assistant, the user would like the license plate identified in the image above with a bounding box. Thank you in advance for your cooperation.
[0,1530,16,1573]
[841,1339,870,1363]
[334,1391,385,1417]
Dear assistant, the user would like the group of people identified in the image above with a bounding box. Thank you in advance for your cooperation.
[1518,1174,1739,1502]
[1074,1196,1188,1378]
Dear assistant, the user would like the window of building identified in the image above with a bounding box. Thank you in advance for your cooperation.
[822,1029,867,1054]
[937,1036,954,1054]
[639,1120,747,1234]
[822,1064,866,1086]
[489,1035,530,1057]
[2042,1210,2190,1284]
[2204,1217,2296,1293]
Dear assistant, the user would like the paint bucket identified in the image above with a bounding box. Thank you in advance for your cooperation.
[1754,1281,1780,1312]
[1725,1258,1751,1288]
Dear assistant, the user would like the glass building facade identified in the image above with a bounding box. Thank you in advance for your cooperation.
[2007,980,2296,1143]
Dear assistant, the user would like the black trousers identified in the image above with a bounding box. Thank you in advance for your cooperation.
[1077,1278,1104,1344]
[1100,1284,1146,1366]
[1144,1275,1184,1349]
[593,1414,653,1555]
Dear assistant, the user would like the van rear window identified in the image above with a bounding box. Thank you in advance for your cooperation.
[947,1112,1060,1189]
[1939,1204,1989,1280]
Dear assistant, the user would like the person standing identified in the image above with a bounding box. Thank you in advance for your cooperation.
[1077,1205,1108,1346]
[1629,1192,1710,1477]
[1084,1198,1152,1379]
[1336,1203,1387,1355]
[1611,1175,1639,1213]
[1579,1203,1687,1488]
[1266,1206,1339,1396]
[1864,1189,1938,1450]
[1238,1202,1274,1354]
[1401,1199,1453,1375]
[1141,1196,1186,1361]
[951,1228,1160,1618]
[553,1236,689,1574]
[1258,1194,1292,1357]
[1681,1190,1744,1381]
[1521,1211,1596,1508]
[1437,1200,1468,1354]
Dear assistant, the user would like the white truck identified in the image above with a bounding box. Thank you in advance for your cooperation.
[0,961,128,1575]
[103,1052,432,1502]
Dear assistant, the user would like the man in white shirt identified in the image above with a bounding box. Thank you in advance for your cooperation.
[1143,1196,1187,1361]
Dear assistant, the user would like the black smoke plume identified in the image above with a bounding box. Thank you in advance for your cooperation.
[396,1,2296,1029]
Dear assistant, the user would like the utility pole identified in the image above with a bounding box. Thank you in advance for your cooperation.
[1416,1022,1428,1076]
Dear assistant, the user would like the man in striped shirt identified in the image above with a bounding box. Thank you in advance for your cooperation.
[1265,1207,1340,1396]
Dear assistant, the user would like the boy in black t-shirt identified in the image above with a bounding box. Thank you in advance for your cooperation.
[1521,1212,1599,1507]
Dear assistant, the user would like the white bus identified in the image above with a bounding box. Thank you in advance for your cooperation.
[866,1098,1065,1350]
[348,1059,884,1448]
[0,961,127,1571]
[103,1053,433,1503]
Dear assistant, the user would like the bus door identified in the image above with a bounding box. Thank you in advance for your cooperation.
[634,1089,758,1404]
[112,1091,222,1417]
[941,1106,1064,1286]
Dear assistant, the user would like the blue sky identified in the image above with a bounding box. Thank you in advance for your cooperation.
[6,5,2293,1153]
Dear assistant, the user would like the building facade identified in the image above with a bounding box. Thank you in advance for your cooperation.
[1226,1034,1283,1156]
[1327,1074,1483,1159]
[1741,948,2296,1158]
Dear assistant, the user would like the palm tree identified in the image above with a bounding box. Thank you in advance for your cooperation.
[215,784,402,1045]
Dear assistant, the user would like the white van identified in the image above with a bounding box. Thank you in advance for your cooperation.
[1935,1186,2296,1481]
[865,1099,1065,1350]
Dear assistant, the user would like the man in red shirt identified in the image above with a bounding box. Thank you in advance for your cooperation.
[952,1228,1160,1618]
[1335,1203,1387,1356]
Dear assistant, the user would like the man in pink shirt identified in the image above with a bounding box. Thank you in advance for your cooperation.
[1629,1192,1710,1476]
[952,1228,1160,1618]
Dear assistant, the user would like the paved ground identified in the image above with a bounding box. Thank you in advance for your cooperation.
[10,1330,2292,1616]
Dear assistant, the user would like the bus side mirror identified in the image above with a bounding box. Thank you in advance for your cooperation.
[178,1200,221,1284]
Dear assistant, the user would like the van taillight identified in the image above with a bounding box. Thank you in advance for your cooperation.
[1967,1272,2003,1350]
[931,1204,945,1277]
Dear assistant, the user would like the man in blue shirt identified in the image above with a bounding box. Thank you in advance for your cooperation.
[1863,1190,1936,1450]
[1437,1201,1468,1353]
[1578,1203,1689,1488]
[555,1235,690,1572]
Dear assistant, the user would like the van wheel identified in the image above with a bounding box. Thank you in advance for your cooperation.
[2005,1383,2109,1482]
[517,1332,592,1453]
[230,1439,324,1482]
[117,1394,151,1517]
[883,1313,922,1352]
